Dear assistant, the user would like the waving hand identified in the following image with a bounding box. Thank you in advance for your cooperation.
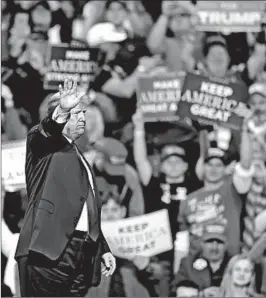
[58,79,85,112]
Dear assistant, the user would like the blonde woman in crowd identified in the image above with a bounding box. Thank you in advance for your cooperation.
[219,254,259,297]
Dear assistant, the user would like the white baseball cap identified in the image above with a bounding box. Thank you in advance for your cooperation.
[249,83,266,97]
[86,22,127,47]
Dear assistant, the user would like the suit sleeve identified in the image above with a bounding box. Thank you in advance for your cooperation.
[99,228,111,254]
[27,106,67,158]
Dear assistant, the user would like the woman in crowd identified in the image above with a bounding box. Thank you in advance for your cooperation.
[220,254,259,297]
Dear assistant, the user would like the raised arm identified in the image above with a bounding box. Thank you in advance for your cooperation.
[146,1,173,54]
[2,84,27,140]
[246,25,266,80]
[132,110,153,186]
[102,56,161,98]
[28,79,85,157]
[233,116,254,194]
[125,164,145,216]
[195,130,209,181]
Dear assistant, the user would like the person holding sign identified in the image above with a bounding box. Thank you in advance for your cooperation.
[88,190,151,297]
[132,109,200,296]
[15,79,116,297]
[173,223,230,297]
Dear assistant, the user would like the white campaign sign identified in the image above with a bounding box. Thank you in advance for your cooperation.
[2,140,27,192]
[101,209,173,259]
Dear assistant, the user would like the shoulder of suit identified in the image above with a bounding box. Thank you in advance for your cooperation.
[47,152,83,182]
[28,125,40,135]
[51,151,79,167]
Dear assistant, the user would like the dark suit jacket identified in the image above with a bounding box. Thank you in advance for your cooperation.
[15,110,110,286]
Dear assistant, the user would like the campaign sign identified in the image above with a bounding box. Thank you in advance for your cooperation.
[2,140,26,192]
[101,209,173,259]
[136,72,186,122]
[196,1,264,33]
[178,73,249,130]
[44,44,99,90]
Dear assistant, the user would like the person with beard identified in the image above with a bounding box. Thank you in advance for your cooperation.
[92,137,144,218]
[172,223,230,297]
[132,110,200,296]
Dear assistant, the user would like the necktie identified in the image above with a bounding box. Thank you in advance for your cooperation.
[73,143,99,241]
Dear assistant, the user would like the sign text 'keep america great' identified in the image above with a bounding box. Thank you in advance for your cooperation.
[178,73,249,130]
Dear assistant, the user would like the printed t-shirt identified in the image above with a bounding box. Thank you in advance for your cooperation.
[178,177,244,256]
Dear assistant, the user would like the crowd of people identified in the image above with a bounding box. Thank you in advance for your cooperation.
[1,0,266,297]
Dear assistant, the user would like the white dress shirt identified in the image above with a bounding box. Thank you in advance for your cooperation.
[52,106,95,232]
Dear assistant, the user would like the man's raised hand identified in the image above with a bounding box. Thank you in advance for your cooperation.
[58,79,85,112]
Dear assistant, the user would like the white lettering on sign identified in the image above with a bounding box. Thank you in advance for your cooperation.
[200,81,233,97]
[2,140,26,192]
[65,50,90,60]
[46,72,94,83]
[153,79,181,89]
[101,209,173,259]
[50,59,96,73]
[181,90,238,112]
[140,103,168,113]
[220,2,238,9]
[190,104,231,122]
[139,90,181,103]
[198,11,261,25]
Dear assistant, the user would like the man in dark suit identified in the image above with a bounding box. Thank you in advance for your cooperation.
[15,79,116,297]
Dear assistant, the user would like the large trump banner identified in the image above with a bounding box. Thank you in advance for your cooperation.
[196,1,264,33]
[101,209,173,259]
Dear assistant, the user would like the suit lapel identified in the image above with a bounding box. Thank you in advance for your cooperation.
[85,161,102,208]
[73,144,102,209]
[73,143,100,240]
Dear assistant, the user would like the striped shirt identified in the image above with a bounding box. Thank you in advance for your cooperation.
[243,181,266,253]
